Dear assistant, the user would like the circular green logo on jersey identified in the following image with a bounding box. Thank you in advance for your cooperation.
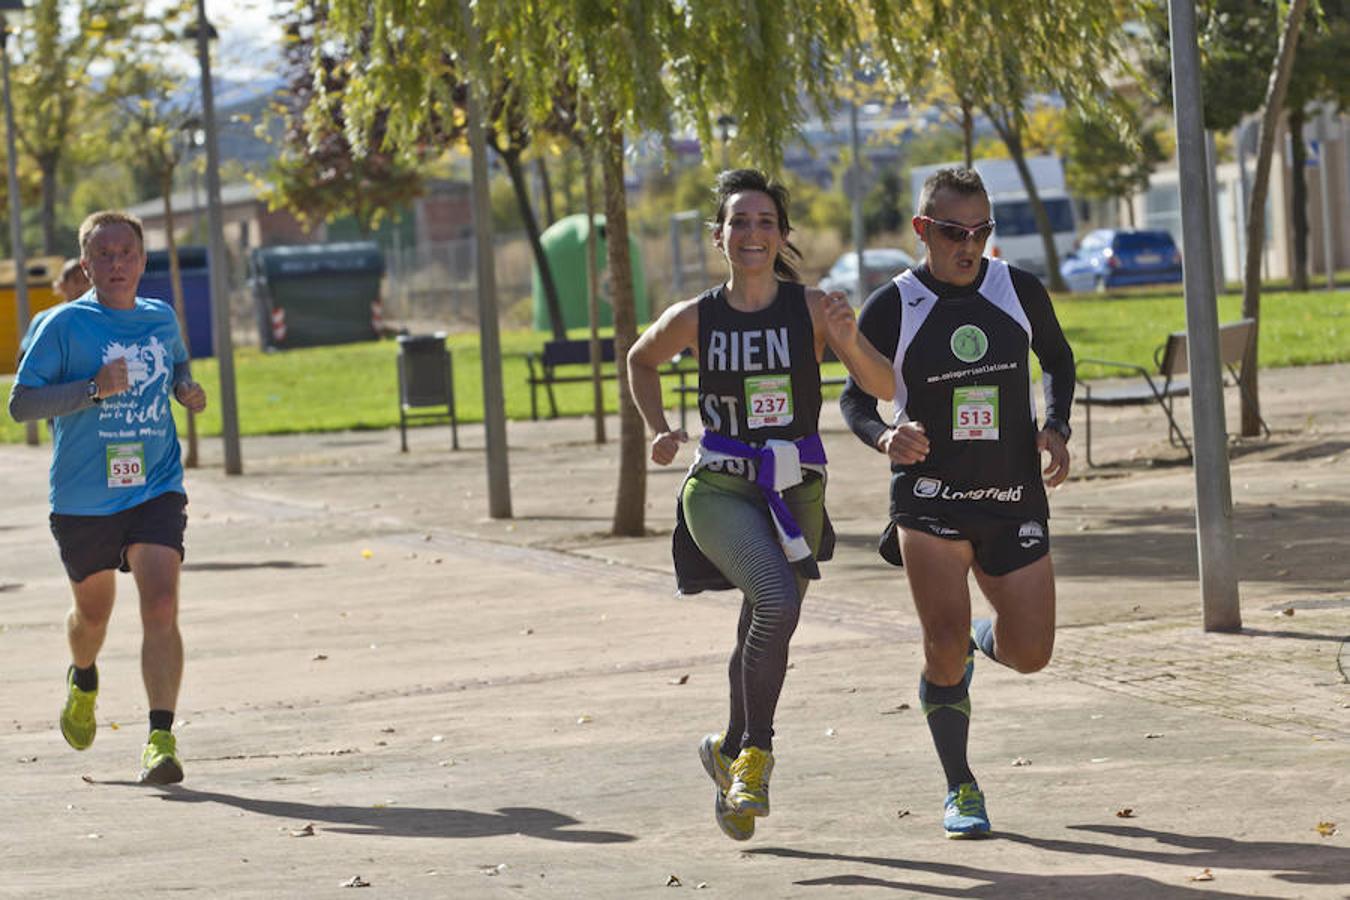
[950,324,989,363]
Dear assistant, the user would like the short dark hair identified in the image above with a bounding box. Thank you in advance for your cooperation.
[918,167,988,217]
[78,211,145,256]
[59,258,85,283]
[709,168,803,283]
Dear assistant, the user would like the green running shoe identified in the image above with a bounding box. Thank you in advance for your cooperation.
[944,781,991,838]
[139,729,184,785]
[726,746,774,817]
[60,666,97,751]
[699,733,753,841]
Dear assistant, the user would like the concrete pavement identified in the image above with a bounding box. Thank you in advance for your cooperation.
[1,363,1346,898]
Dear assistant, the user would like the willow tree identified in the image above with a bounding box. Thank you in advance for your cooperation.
[325,0,870,536]
[872,0,1134,292]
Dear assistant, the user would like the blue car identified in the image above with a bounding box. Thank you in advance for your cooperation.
[1060,228,1183,292]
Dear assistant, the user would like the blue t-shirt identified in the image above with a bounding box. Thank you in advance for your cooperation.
[16,296,189,516]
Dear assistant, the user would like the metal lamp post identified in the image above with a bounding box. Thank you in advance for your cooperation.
[0,1,36,447]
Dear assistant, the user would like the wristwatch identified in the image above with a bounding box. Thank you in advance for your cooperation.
[87,379,101,404]
[1044,418,1071,442]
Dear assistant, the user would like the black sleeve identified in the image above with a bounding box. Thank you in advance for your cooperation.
[839,282,901,449]
[1010,267,1075,430]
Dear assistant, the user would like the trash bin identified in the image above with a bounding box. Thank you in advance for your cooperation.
[396,332,458,451]
[140,246,214,358]
[531,214,649,333]
[1,256,67,374]
[250,242,385,350]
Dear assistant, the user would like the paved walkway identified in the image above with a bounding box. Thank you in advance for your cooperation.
[1,364,1346,898]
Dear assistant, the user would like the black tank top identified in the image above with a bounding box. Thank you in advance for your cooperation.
[696,281,820,444]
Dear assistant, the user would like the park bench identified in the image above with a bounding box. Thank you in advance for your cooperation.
[526,337,695,420]
[1075,317,1269,466]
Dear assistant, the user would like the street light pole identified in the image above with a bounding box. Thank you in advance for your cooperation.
[193,0,242,475]
[0,7,37,447]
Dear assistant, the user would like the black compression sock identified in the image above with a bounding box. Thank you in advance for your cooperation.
[919,676,974,789]
[71,664,98,692]
[149,709,174,734]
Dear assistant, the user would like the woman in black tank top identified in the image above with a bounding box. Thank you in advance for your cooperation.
[626,169,893,841]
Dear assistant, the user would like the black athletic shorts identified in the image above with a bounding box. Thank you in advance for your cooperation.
[879,511,1049,577]
[49,491,188,583]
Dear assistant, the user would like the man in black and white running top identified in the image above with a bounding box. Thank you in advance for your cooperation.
[840,167,1074,839]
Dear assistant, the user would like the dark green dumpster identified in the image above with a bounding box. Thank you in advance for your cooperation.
[250,242,385,349]
[531,214,649,332]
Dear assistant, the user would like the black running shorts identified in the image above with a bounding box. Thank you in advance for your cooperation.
[49,491,188,583]
[883,511,1049,577]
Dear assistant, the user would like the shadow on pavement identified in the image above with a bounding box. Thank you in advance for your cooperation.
[148,786,636,843]
[750,845,1289,899]
[183,561,325,572]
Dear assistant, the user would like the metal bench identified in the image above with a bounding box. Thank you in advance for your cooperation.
[1076,317,1269,466]
[526,338,694,420]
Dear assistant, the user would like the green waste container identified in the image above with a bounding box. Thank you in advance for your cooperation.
[531,214,649,333]
[250,242,385,349]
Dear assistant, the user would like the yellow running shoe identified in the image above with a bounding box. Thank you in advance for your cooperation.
[139,729,184,785]
[726,746,774,817]
[699,733,754,840]
[59,666,97,751]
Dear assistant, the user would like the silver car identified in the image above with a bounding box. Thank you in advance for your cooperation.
[819,248,917,305]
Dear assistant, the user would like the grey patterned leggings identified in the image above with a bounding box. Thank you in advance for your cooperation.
[681,469,825,754]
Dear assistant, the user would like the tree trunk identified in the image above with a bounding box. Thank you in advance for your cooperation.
[1287,106,1309,293]
[990,111,1068,292]
[501,148,566,340]
[39,154,58,255]
[162,176,198,468]
[601,122,646,537]
[961,98,974,169]
[582,141,606,444]
[536,156,557,227]
[1242,0,1309,437]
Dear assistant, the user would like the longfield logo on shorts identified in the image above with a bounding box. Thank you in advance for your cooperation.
[1019,521,1045,548]
[913,477,942,498]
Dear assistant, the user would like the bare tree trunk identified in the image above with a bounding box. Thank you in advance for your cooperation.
[989,111,1068,292]
[961,98,974,169]
[1287,106,1309,292]
[582,140,606,444]
[601,122,646,537]
[536,156,557,227]
[1242,0,1309,437]
[39,155,58,255]
[501,148,566,340]
[162,176,199,468]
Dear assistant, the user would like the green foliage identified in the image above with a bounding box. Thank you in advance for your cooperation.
[1063,104,1167,205]
[862,168,908,234]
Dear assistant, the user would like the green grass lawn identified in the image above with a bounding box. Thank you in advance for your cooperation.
[2,286,1346,443]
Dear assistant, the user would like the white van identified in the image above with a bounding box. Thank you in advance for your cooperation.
[910,156,1077,278]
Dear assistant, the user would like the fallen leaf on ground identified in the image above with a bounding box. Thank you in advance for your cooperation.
[668,674,690,685]
[1315,821,1338,837]
[340,875,370,887]
[666,874,682,887]
[1144,732,1164,739]
[1011,757,1032,767]
[289,823,315,837]
[896,809,910,819]
[576,715,593,725]
[1280,607,1295,615]
[825,728,837,737]
[360,549,373,559]
[18,756,36,763]
[81,774,94,783]
[1115,808,1135,818]
[696,882,709,889]
[1188,868,1214,882]
[481,863,507,876]
[108,722,119,731]
[312,653,328,661]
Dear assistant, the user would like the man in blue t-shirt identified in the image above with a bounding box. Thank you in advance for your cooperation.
[8,210,207,785]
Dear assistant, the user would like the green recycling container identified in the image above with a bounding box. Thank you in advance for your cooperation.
[250,242,385,349]
[531,214,649,332]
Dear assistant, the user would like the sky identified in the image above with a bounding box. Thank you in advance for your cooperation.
[150,0,285,84]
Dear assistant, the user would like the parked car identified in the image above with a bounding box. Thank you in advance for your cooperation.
[1060,228,1183,293]
[819,248,917,304]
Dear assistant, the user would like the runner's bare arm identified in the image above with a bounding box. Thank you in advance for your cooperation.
[626,298,699,465]
[807,288,894,401]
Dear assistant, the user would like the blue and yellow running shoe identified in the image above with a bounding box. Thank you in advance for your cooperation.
[59,666,97,751]
[139,729,184,785]
[699,733,753,840]
[944,781,991,838]
[726,746,774,817]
